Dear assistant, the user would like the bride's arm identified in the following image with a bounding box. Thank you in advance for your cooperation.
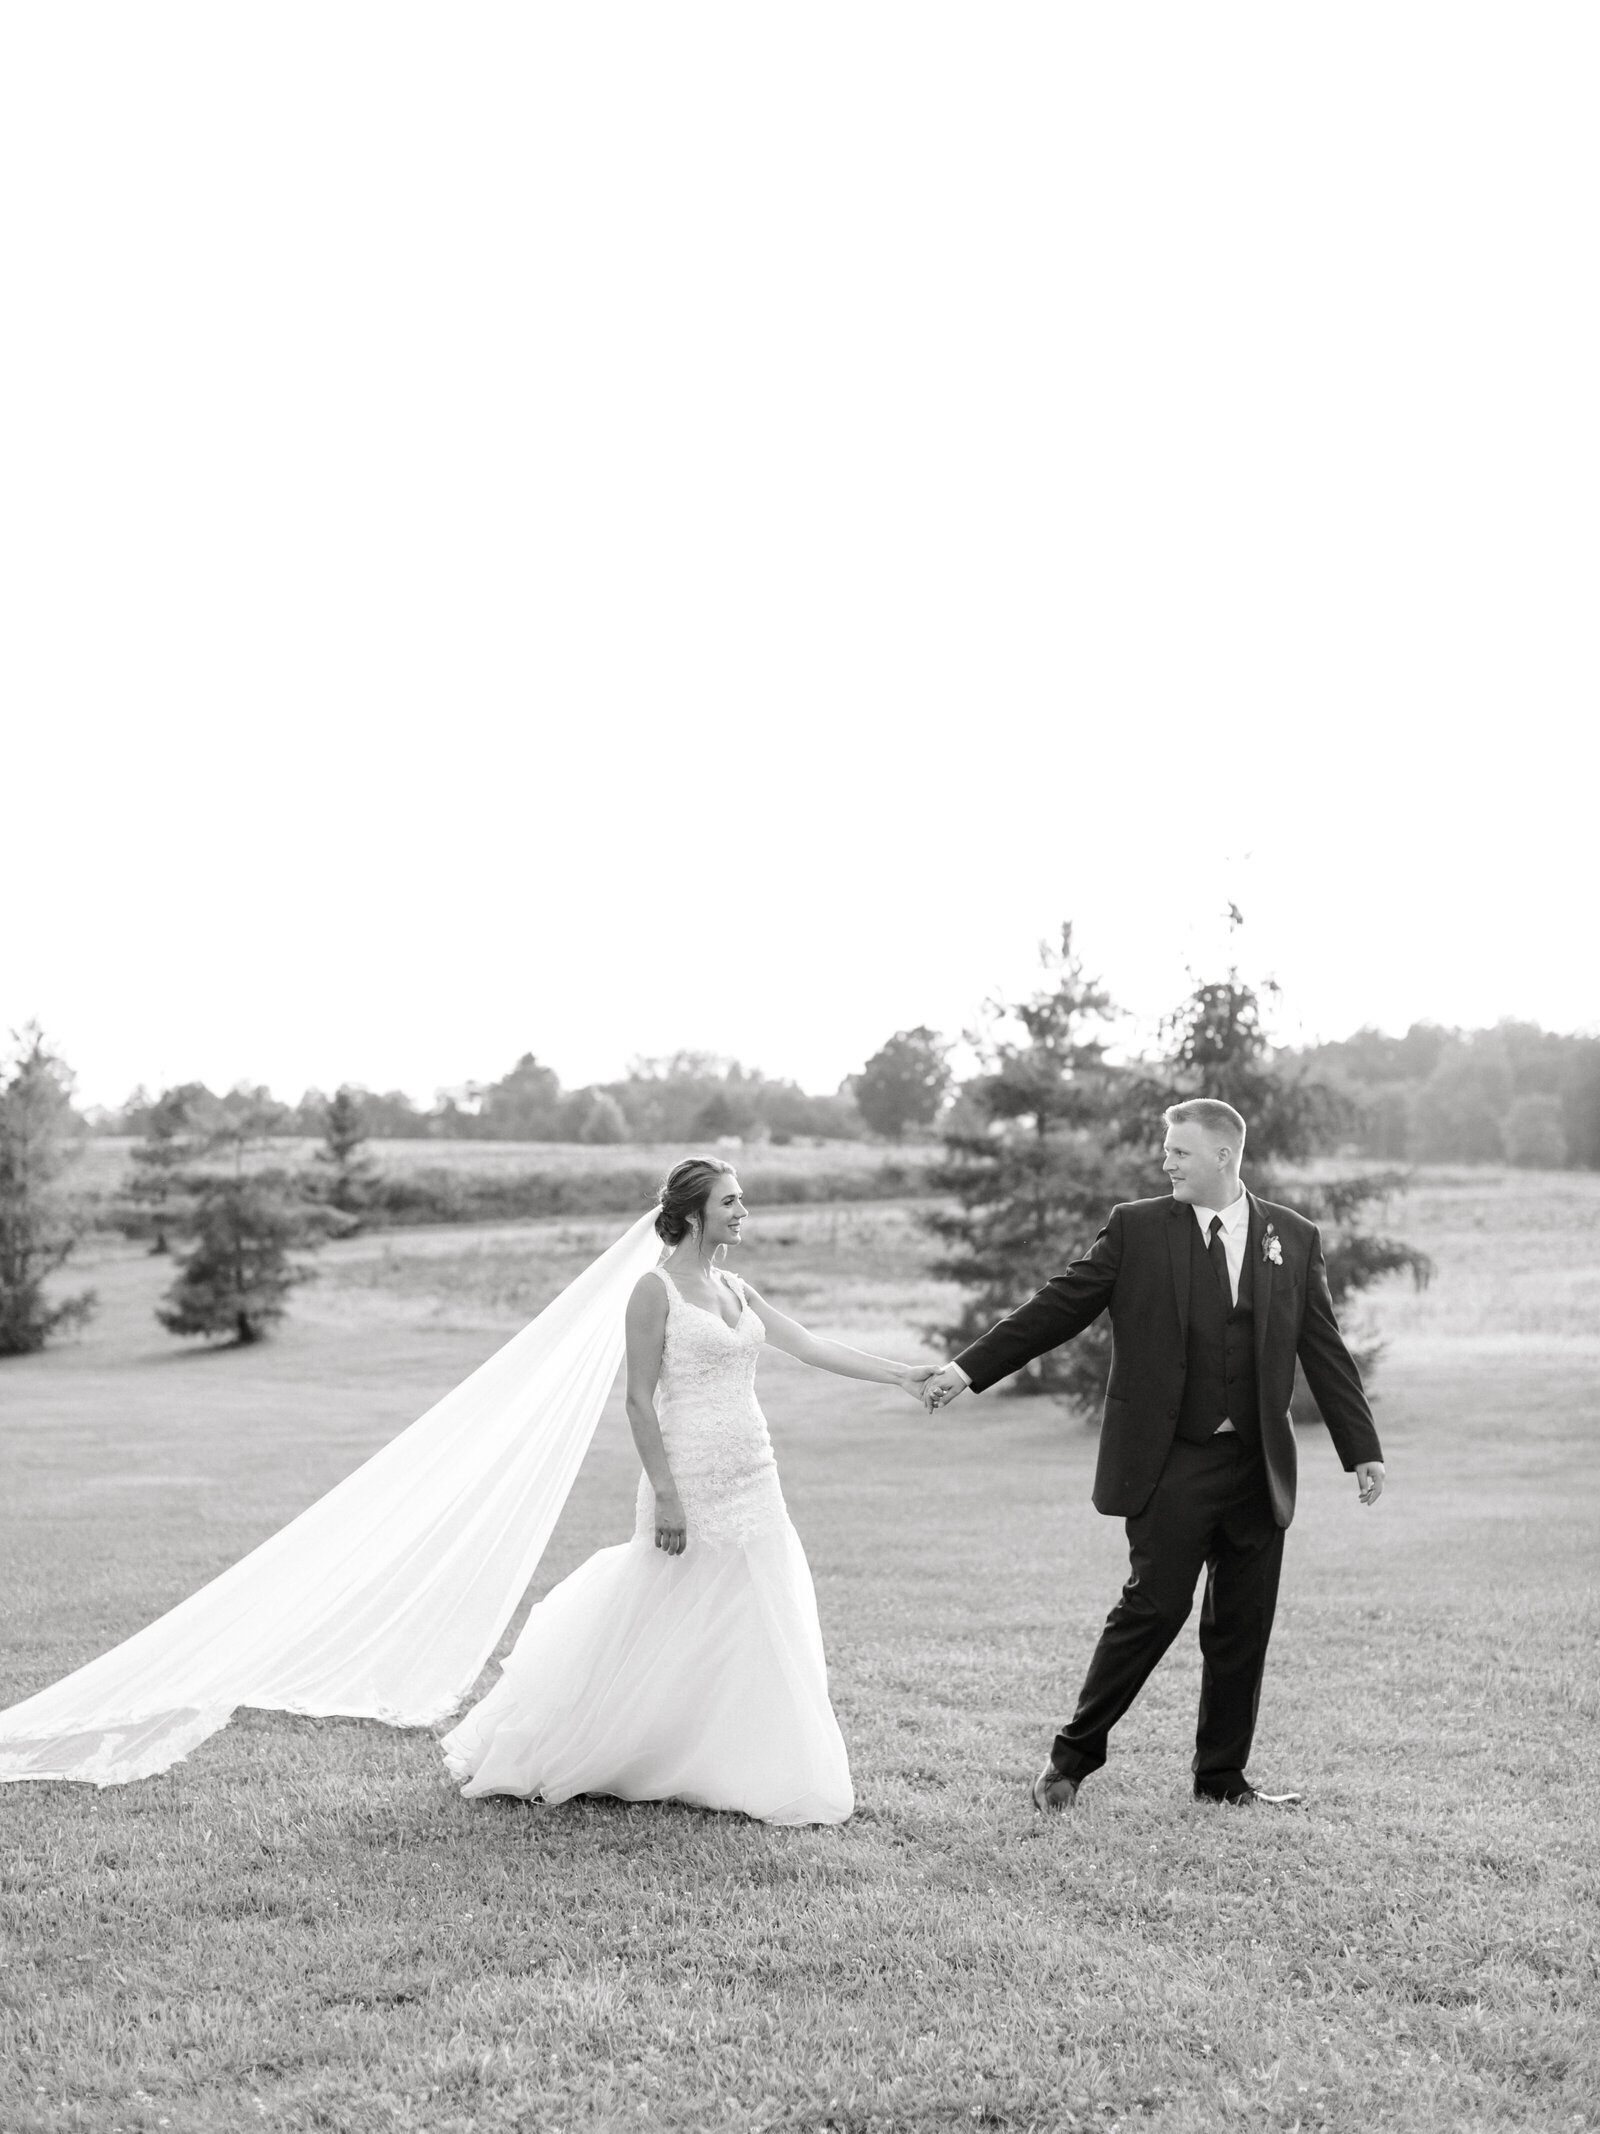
[737,1279,934,1398]
[624,1277,687,1554]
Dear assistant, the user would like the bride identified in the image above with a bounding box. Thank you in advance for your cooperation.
[0,1157,932,1814]
[441,1158,935,1824]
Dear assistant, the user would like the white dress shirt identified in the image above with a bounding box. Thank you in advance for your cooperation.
[1192,1186,1250,1306]
[1192,1186,1251,1431]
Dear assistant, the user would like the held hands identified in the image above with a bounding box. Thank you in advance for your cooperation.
[885,1362,965,1410]
[897,1364,940,1403]
[1355,1461,1385,1507]
[921,1364,969,1413]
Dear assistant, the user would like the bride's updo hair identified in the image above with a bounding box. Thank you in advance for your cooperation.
[654,1157,736,1245]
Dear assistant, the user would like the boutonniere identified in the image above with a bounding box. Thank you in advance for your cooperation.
[1262,1225,1283,1266]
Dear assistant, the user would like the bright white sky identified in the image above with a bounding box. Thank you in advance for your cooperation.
[4,5,1595,1109]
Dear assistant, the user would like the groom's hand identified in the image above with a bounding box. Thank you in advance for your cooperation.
[1355,1461,1385,1507]
[923,1364,970,1413]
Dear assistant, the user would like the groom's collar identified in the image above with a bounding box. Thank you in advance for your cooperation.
[1190,1187,1250,1236]
[1174,1186,1250,1235]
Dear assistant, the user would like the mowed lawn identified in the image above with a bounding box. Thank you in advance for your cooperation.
[1,1184,1596,2133]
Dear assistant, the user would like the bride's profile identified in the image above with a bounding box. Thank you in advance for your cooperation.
[442,1157,935,1824]
[0,1159,932,1820]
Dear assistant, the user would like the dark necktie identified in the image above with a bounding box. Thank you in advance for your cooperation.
[1207,1214,1233,1308]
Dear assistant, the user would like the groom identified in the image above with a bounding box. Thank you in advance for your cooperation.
[922,1099,1385,1809]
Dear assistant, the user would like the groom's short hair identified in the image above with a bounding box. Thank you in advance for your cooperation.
[1163,1098,1247,1152]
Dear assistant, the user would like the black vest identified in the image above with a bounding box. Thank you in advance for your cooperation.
[1174,1215,1260,1448]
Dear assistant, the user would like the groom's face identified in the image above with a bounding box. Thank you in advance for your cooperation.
[1162,1124,1233,1205]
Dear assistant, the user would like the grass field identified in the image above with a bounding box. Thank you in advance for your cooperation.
[1,1175,1597,2132]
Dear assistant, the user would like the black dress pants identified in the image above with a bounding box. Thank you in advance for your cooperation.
[1051,1434,1285,1793]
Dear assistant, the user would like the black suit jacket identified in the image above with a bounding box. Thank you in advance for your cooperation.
[954,1192,1383,1528]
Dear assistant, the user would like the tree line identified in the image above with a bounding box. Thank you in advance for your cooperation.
[1289,1022,1600,1169]
[84,1020,1600,1170]
[96,1052,866,1149]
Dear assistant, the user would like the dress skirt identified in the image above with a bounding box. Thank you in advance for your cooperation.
[440,1513,853,1827]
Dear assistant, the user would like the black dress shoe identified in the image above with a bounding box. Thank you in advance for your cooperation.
[1032,1766,1080,1812]
[1194,1781,1303,1806]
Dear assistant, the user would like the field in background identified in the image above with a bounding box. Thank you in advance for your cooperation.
[326,1165,1600,1359]
[322,1201,961,1360]
[1,1170,1596,2130]
[1351,1167,1600,1349]
[70,1138,941,1228]
[73,1137,939,1188]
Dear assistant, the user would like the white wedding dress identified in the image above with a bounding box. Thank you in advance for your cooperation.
[440,1265,854,1826]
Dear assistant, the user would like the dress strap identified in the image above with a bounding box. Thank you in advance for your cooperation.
[649,1263,675,1311]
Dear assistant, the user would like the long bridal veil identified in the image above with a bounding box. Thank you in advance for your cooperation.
[0,1208,664,1787]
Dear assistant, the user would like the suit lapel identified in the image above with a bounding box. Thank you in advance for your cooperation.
[1167,1201,1191,1345]
[1248,1191,1273,1378]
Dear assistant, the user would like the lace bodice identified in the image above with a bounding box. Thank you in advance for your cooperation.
[633,1265,787,1548]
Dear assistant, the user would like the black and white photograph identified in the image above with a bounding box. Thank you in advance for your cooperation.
[2,6,1596,2131]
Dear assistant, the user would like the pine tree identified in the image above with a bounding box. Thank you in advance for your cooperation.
[1142,944,1432,1405]
[924,926,1153,1407]
[158,1106,344,1345]
[1157,977,1346,1163]
[0,1027,96,1355]
[312,1085,379,1218]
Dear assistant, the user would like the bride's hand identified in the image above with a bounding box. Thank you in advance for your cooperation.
[898,1364,940,1402]
[653,1494,687,1556]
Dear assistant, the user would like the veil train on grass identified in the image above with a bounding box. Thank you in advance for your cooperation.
[0,1209,664,1787]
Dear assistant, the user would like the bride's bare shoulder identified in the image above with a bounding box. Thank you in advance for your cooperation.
[628,1268,670,1315]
